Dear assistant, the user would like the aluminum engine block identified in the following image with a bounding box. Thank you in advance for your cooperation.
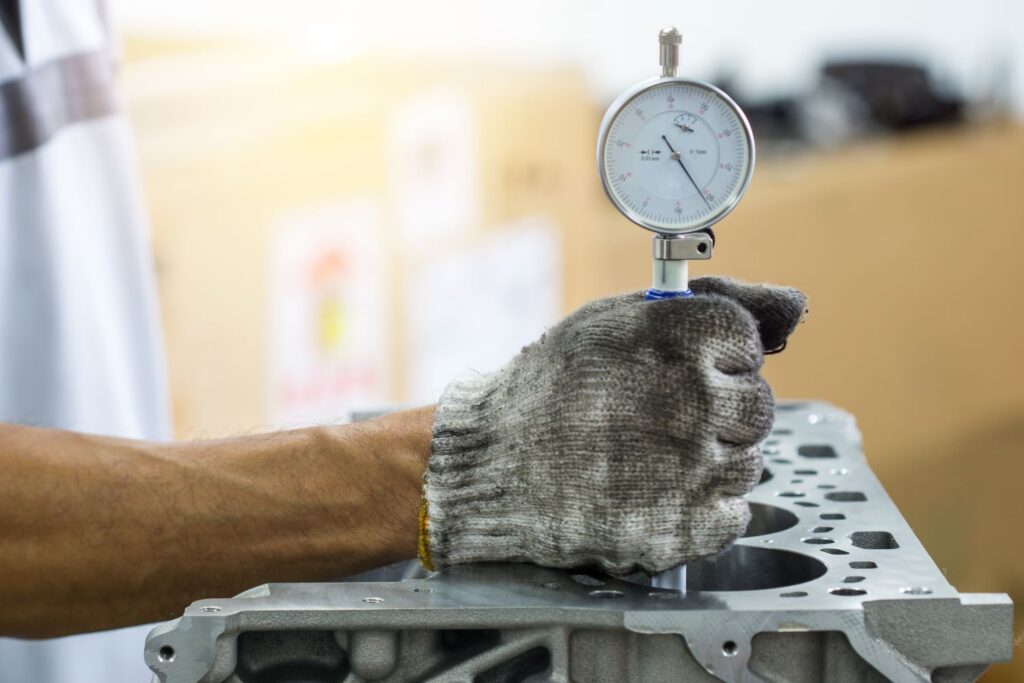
[145,401,1013,682]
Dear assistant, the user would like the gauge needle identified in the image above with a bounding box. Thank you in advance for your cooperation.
[674,123,695,133]
[662,135,711,209]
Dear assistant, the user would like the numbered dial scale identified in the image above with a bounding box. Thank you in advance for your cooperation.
[598,80,754,233]
[597,36,754,235]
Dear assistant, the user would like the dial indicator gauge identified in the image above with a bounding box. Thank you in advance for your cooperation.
[597,78,755,234]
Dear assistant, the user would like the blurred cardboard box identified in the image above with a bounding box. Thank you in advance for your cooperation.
[125,40,597,433]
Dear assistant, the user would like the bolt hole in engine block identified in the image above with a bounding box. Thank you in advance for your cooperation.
[145,402,1014,682]
[850,530,899,549]
[798,444,837,458]
[826,491,868,502]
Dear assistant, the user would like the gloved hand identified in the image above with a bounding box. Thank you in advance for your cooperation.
[418,276,806,575]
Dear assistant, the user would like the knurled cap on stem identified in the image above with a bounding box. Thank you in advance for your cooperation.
[659,27,681,77]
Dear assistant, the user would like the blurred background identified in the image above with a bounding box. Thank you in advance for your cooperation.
[112,1,1023,678]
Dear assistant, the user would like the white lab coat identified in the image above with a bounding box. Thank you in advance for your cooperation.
[0,1,170,681]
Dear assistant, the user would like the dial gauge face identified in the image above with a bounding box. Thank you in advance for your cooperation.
[598,79,754,234]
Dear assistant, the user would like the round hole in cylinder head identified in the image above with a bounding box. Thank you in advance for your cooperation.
[743,502,799,537]
[722,641,739,656]
[157,646,175,663]
[686,547,827,591]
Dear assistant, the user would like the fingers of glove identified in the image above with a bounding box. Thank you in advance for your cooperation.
[641,294,763,374]
[629,497,751,574]
[582,498,745,576]
[680,496,751,561]
[557,290,645,331]
[715,441,765,496]
[712,373,775,444]
[672,433,764,515]
[689,276,807,353]
[535,291,646,357]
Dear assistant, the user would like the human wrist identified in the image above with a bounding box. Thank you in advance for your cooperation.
[361,406,435,562]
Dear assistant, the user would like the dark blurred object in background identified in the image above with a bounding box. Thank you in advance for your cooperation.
[823,61,963,129]
[735,59,966,151]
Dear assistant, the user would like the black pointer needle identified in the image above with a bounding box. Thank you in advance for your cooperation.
[662,134,711,209]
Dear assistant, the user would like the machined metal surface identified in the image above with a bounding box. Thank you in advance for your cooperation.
[145,401,1013,682]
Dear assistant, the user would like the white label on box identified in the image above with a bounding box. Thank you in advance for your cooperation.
[388,87,480,245]
[405,218,561,402]
[269,199,389,427]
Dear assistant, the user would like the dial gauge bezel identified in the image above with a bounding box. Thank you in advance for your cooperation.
[596,76,756,235]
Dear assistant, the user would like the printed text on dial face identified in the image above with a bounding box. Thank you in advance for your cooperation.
[603,82,751,231]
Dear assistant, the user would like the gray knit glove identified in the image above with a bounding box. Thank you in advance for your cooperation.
[418,276,806,575]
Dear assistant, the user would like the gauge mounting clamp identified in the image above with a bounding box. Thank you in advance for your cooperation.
[597,28,755,299]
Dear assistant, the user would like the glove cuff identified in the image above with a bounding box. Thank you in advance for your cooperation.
[419,370,521,570]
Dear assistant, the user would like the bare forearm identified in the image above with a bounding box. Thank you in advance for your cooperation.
[0,407,434,638]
